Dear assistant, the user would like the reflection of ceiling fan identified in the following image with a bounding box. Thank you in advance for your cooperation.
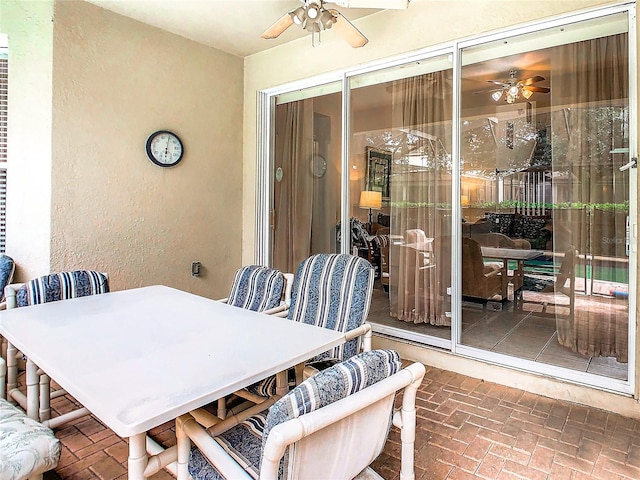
[261,0,409,48]
[478,69,551,104]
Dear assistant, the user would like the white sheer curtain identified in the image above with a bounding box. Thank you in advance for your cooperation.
[389,71,453,325]
[273,100,315,274]
[550,33,629,362]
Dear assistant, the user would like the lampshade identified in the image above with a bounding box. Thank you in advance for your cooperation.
[359,190,382,209]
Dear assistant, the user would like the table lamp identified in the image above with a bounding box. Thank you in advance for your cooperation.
[359,190,382,233]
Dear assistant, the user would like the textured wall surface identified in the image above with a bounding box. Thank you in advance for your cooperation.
[4,0,244,297]
[50,1,244,296]
[0,1,54,280]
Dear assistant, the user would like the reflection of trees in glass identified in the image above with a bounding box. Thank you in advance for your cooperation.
[461,115,538,178]
[551,105,628,172]
[363,128,453,173]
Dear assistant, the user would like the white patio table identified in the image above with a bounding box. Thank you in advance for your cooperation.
[0,285,345,479]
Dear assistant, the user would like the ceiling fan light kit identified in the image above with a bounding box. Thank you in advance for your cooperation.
[485,69,551,104]
[261,0,409,48]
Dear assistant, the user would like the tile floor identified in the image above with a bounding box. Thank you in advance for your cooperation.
[367,286,628,381]
[41,360,640,480]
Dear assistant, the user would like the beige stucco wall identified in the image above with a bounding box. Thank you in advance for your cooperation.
[243,0,640,414]
[3,0,244,297]
[0,0,54,279]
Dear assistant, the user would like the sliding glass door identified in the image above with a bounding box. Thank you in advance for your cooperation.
[458,10,634,387]
[271,82,342,274]
[348,55,454,346]
[261,5,636,393]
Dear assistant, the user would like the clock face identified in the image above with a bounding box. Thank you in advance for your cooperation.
[146,130,184,167]
[312,154,327,178]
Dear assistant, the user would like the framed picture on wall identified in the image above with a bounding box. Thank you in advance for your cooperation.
[365,146,392,200]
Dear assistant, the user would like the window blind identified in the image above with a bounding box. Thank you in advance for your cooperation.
[0,55,7,253]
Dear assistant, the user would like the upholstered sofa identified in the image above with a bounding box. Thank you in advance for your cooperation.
[335,215,390,282]
[471,212,552,250]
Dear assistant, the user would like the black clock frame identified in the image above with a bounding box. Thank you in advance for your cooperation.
[145,130,184,168]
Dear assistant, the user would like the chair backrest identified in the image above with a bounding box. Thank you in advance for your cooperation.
[13,270,109,307]
[227,265,285,312]
[259,350,423,479]
[0,255,15,301]
[287,253,374,362]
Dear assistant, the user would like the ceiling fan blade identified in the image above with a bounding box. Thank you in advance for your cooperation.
[330,10,368,47]
[331,0,409,8]
[522,75,546,85]
[473,88,503,94]
[487,80,506,85]
[523,85,551,93]
[261,12,295,39]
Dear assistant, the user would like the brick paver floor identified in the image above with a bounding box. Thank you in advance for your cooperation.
[41,363,640,479]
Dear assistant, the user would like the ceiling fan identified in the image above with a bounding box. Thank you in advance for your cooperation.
[478,70,551,104]
[261,0,410,48]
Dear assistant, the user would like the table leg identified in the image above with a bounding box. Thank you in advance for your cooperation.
[128,432,148,480]
[500,258,509,300]
[6,342,17,402]
[275,370,289,396]
[25,358,39,420]
[176,415,191,480]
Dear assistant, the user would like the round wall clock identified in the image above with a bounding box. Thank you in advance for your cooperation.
[311,154,327,178]
[145,130,184,167]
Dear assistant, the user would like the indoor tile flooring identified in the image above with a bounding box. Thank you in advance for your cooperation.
[367,287,628,381]
[42,361,640,480]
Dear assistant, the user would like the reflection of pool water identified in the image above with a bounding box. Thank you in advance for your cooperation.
[523,256,629,284]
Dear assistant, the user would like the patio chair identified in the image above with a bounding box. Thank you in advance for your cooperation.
[176,349,426,480]
[217,264,293,315]
[4,270,109,427]
[214,265,293,418]
[226,253,375,416]
[0,254,16,360]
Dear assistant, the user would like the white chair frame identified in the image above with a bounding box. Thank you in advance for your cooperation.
[3,274,108,428]
[176,361,425,480]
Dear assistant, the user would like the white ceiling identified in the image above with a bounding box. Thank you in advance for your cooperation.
[85,0,385,57]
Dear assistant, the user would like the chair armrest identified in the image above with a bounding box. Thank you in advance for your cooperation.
[345,323,372,352]
[216,297,229,304]
[4,283,25,309]
[261,304,288,316]
[177,414,254,480]
[485,269,501,279]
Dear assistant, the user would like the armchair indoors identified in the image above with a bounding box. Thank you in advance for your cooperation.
[176,349,426,480]
[4,270,109,427]
[462,237,503,305]
[375,228,390,292]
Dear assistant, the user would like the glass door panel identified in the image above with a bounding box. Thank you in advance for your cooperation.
[349,55,454,346]
[271,82,342,274]
[459,12,632,383]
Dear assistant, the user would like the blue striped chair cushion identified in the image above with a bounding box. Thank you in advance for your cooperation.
[16,271,109,307]
[227,265,285,312]
[288,253,374,362]
[0,254,15,301]
[188,350,402,480]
